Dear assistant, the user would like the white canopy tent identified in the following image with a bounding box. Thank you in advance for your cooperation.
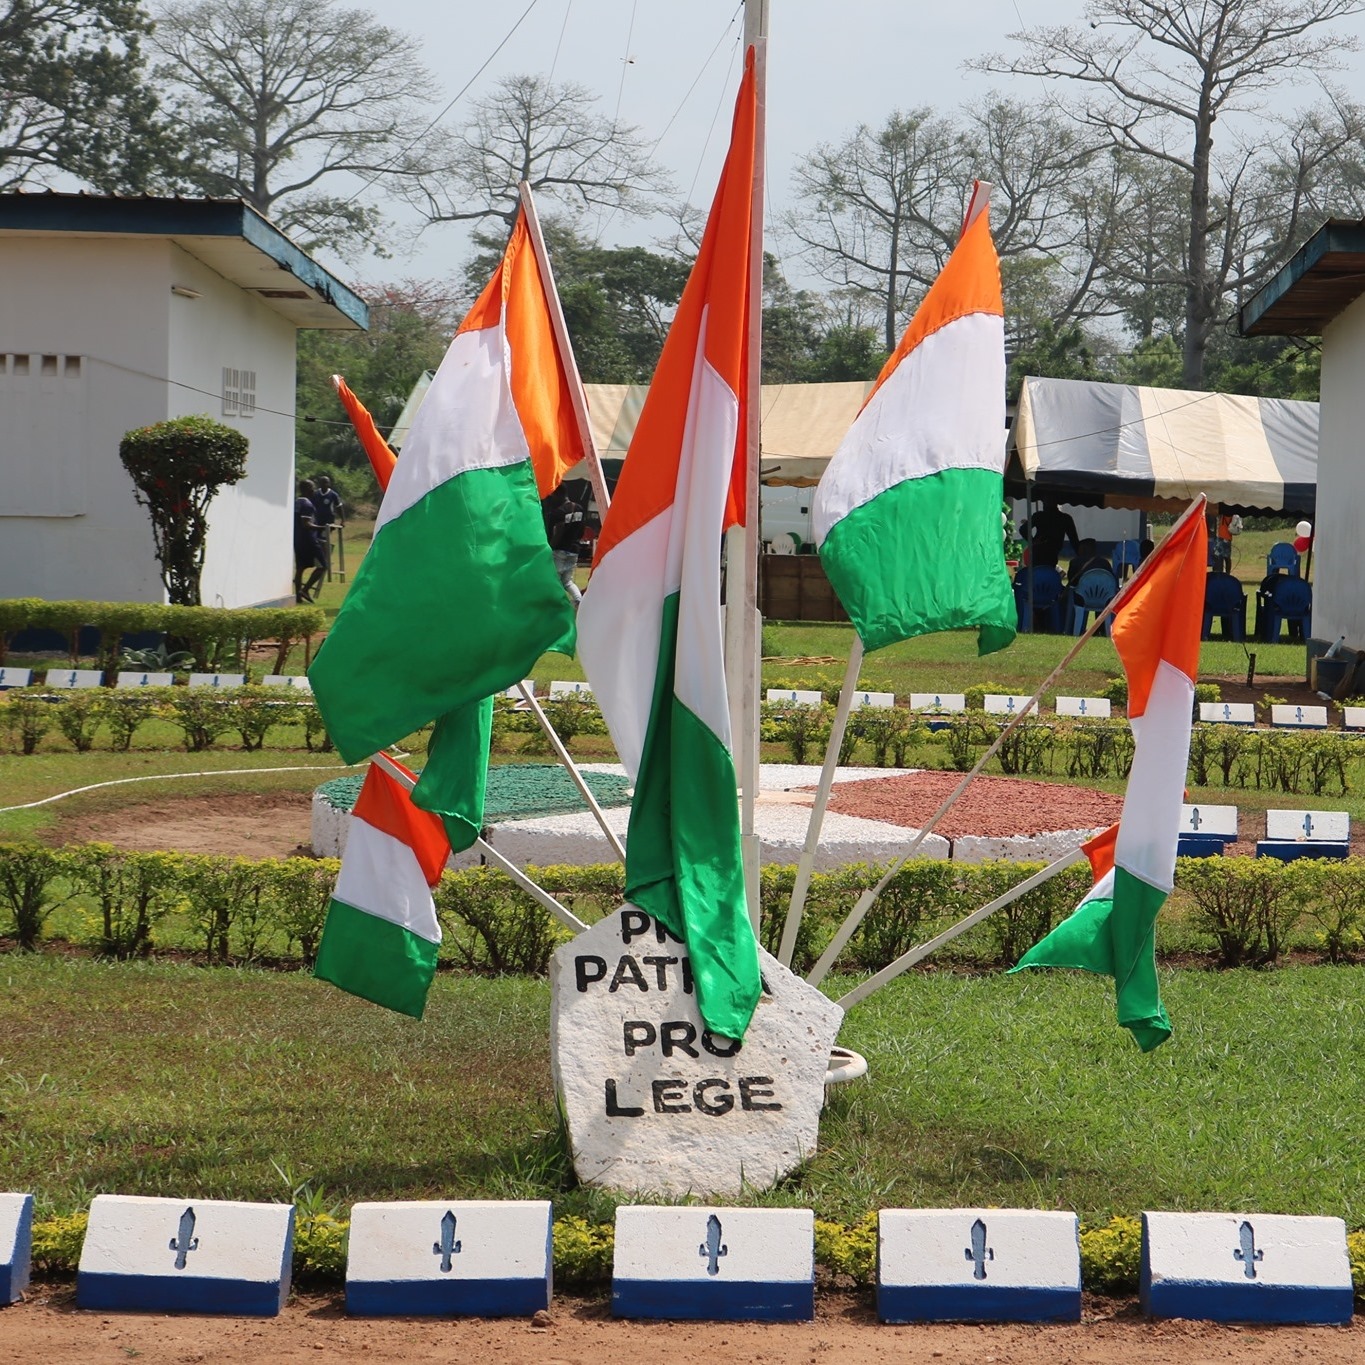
[1009,376,1319,515]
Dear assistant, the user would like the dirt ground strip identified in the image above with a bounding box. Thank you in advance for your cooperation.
[5,1289,1364,1364]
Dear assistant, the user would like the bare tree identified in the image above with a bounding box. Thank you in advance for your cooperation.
[407,73,672,231]
[785,99,1101,353]
[152,0,435,253]
[977,0,1365,388]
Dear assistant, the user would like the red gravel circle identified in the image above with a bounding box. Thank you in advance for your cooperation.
[823,771,1124,839]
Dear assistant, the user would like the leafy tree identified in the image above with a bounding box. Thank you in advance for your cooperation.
[0,0,172,191]
[408,73,672,231]
[978,0,1365,388]
[151,0,435,253]
[119,415,248,606]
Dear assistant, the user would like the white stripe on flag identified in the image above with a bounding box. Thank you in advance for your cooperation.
[375,325,531,533]
[1116,659,1195,893]
[813,312,1004,542]
[334,818,442,943]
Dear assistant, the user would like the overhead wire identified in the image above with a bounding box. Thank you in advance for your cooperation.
[548,0,573,83]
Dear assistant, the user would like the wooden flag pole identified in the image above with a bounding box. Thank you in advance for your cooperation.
[805,494,1207,987]
[776,634,863,966]
[517,681,627,862]
[518,180,612,518]
[834,846,1085,1012]
[371,751,587,935]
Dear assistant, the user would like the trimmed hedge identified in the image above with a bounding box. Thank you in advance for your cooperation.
[7,844,1365,974]
[0,599,324,672]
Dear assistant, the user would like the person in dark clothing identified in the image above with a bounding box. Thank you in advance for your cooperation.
[1067,538,1112,586]
[543,485,585,605]
[310,474,343,575]
[1028,496,1081,568]
[293,479,326,603]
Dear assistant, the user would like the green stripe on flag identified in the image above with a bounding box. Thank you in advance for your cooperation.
[625,593,760,1041]
[413,697,493,854]
[310,460,575,764]
[1010,866,1171,1052]
[820,466,1015,655]
[313,898,439,1019]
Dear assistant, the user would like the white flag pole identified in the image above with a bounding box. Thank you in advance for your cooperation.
[775,634,863,966]
[834,846,1085,1012]
[518,180,611,518]
[370,751,587,935]
[517,681,627,862]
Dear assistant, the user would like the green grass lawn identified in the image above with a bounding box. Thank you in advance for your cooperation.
[5,953,1364,1226]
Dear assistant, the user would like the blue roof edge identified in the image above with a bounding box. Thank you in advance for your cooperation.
[1240,220,1365,336]
[0,193,368,331]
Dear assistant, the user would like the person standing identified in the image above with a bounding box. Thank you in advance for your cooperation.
[310,473,344,577]
[543,485,584,605]
[294,479,326,603]
[1027,495,1081,568]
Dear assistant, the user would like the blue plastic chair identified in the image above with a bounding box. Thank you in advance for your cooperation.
[1070,567,1120,635]
[1014,565,1065,632]
[1111,539,1142,580]
[1201,571,1247,641]
[1260,575,1312,643]
[1266,542,1301,577]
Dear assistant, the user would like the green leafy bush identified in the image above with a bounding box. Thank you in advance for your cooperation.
[53,689,104,752]
[814,1213,878,1285]
[0,844,71,949]
[2,688,55,754]
[30,1212,89,1275]
[1180,856,1301,968]
[553,1215,615,1288]
[103,690,160,752]
[166,689,237,752]
[1079,1214,1142,1295]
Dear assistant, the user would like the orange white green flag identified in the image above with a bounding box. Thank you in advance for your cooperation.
[1011,498,1208,1050]
[314,758,450,1018]
[333,374,398,491]
[812,183,1015,654]
[576,51,760,1042]
[310,207,581,851]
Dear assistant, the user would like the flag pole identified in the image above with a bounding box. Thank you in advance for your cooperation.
[806,494,1207,986]
[776,634,863,966]
[834,846,1085,1012]
[517,682,627,862]
[726,0,768,933]
[518,180,612,518]
[370,751,587,934]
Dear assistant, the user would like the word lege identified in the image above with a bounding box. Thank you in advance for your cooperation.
[551,908,843,1196]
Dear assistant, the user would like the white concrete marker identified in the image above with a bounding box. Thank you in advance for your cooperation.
[765,688,823,707]
[1141,1211,1352,1324]
[1180,804,1238,839]
[0,668,32,689]
[188,673,246,689]
[1199,701,1256,725]
[909,693,965,714]
[0,1193,33,1304]
[77,1194,294,1315]
[612,1206,813,1321]
[502,679,535,702]
[262,675,311,691]
[115,671,173,688]
[1271,704,1328,729]
[44,669,102,689]
[346,1200,551,1317]
[1056,696,1110,719]
[983,694,1033,717]
[853,690,895,708]
[877,1209,1081,1323]
[548,679,593,699]
[1265,809,1350,842]
[1343,706,1365,731]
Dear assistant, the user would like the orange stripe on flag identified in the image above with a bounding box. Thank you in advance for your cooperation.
[594,50,757,561]
[1111,499,1208,718]
[860,201,1003,414]
[333,376,398,491]
[453,213,586,498]
[353,762,451,887]
[1082,822,1119,882]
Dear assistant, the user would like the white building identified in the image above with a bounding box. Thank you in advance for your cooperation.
[1242,220,1365,667]
[0,193,367,607]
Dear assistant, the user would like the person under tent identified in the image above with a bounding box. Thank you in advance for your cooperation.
[1027,495,1081,568]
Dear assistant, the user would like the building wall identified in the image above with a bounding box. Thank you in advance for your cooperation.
[1315,299,1365,649]
[165,244,295,607]
[0,235,296,607]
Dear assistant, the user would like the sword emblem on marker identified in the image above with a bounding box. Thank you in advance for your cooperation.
[169,1206,199,1269]
[433,1210,461,1272]
[698,1214,728,1276]
[964,1218,993,1280]
[1233,1220,1263,1279]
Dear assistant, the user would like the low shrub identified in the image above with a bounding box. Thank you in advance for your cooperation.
[2,689,55,754]
[814,1213,878,1285]
[553,1215,616,1288]
[0,844,72,950]
[1079,1214,1143,1295]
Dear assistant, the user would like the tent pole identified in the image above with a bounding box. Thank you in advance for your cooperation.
[1025,479,1035,633]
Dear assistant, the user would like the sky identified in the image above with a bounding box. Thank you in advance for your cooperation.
[326,0,1365,294]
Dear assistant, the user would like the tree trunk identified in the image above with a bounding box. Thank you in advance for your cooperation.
[885,211,902,353]
[1182,100,1215,389]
